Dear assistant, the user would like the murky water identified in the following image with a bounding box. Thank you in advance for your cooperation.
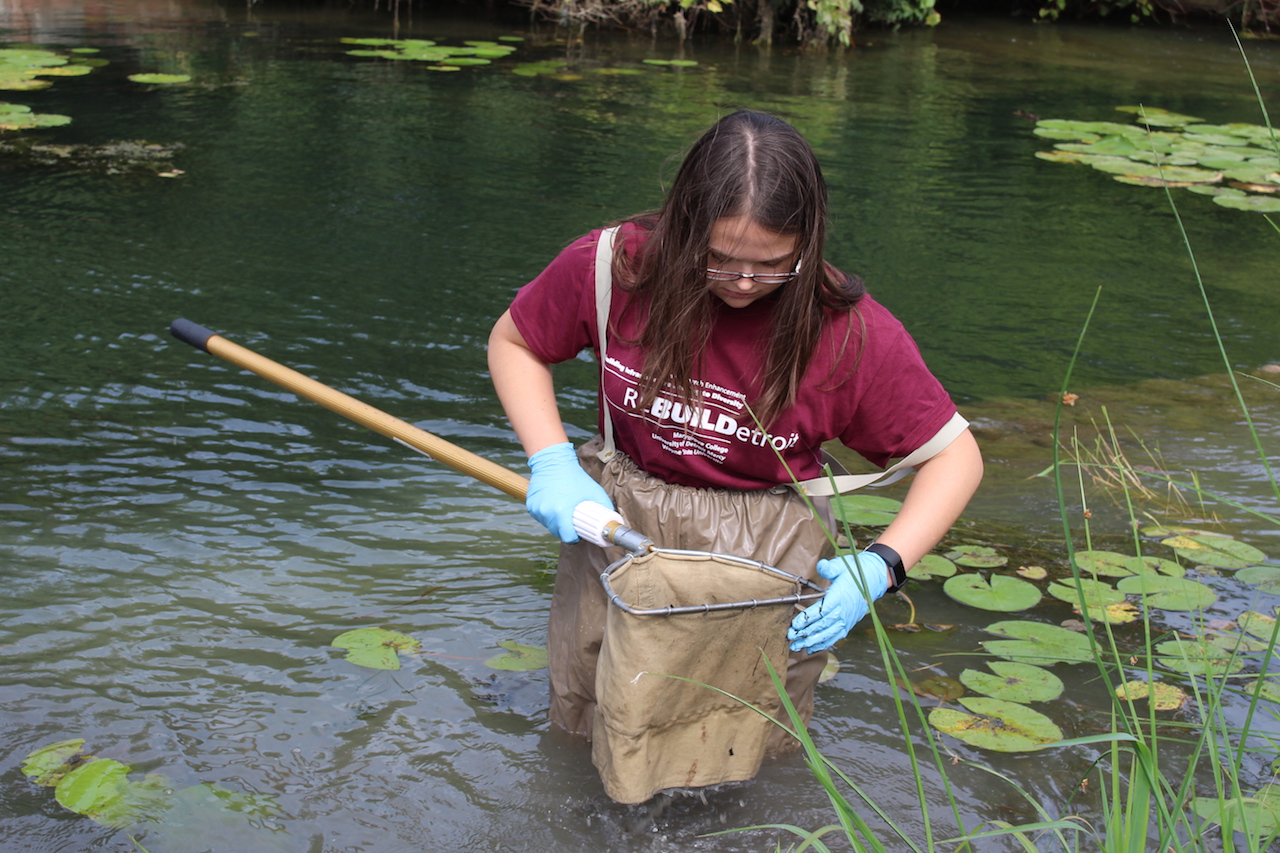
[2,2,1280,851]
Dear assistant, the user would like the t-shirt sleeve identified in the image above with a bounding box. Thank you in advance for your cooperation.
[508,231,601,364]
[837,303,958,469]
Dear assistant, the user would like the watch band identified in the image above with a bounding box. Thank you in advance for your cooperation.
[865,542,907,593]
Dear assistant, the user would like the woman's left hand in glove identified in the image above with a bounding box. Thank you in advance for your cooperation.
[787,550,891,653]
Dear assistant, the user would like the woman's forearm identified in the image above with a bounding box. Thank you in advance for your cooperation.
[872,428,984,571]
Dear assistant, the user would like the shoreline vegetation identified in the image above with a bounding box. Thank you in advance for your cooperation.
[325,0,1275,45]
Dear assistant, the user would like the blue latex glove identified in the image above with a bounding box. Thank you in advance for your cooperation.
[788,550,891,653]
[526,442,615,544]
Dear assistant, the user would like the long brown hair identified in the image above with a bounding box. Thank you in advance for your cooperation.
[614,110,866,428]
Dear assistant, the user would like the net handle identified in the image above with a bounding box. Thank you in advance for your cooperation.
[600,548,825,616]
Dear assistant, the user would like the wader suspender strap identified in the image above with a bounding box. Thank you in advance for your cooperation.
[789,411,971,497]
[594,226,621,464]
[591,224,969,492]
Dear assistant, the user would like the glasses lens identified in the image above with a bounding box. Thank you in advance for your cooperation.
[752,273,795,285]
[705,269,741,282]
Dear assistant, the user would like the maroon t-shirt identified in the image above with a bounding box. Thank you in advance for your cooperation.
[510,226,957,490]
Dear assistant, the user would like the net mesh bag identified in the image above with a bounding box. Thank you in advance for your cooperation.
[591,548,805,804]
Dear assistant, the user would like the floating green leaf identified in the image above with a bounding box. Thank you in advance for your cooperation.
[1117,105,1203,126]
[643,58,698,67]
[945,544,1007,568]
[899,674,964,701]
[1153,638,1244,676]
[1084,601,1142,625]
[928,697,1063,752]
[1194,785,1280,837]
[1214,195,1280,213]
[511,59,567,77]
[831,493,901,526]
[1116,680,1187,711]
[1117,574,1216,611]
[1124,555,1185,577]
[983,620,1094,666]
[944,573,1041,612]
[484,640,547,671]
[908,553,957,580]
[54,759,138,827]
[1239,609,1279,642]
[1073,550,1133,578]
[960,661,1064,703]
[1047,577,1124,609]
[22,739,90,786]
[1237,566,1280,593]
[332,627,421,670]
[128,73,191,84]
[1161,534,1265,569]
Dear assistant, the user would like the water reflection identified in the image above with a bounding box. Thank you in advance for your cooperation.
[2,2,1279,851]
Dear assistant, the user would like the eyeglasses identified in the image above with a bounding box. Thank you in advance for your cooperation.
[705,254,802,286]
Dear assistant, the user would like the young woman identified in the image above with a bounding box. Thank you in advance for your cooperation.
[488,110,982,794]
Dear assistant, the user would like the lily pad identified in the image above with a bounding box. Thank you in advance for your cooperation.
[944,573,1041,612]
[1194,785,1280,837]
[484,640,547,671]
[1073,550,1134,578]
[1048,577,1124,609]
[1237,566,1280,593]
[1117,106,1203,126]
[127,73,191,84]
[1115,680,1187,711]
[1239,610,1279,642]
[1034,128,1100,142]
[983,620,1095,666]
[1116,574,1217,611]
[1187,185,1248,197]
[830,493,901,526]
[1124,555,1185,577]
[643,58,699,67]
[945,544,1008,569]
[1153,638,1244,676]
[908,553,957,580]
[928,697,1063,752]
[1016,565,1048,580]
[54,759,131,826]
[1206,629,1270,654]
[331,627,421,670]
[1214,195,1280,213]
[960,661,1064,703]
[22,739,91,786]
[1161,534,1265,569]
[1083,601,1142,625]
[899,674,964,701]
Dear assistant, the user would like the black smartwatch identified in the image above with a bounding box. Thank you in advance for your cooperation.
[865,542,908,593]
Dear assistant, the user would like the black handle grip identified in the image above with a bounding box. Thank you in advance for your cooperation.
[170,318,218,352]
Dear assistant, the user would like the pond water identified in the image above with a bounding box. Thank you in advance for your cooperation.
[3,2,1280,850]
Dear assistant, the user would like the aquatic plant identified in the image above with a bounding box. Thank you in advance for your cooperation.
[710,29,1280,850]
[0,46,98,130]
[1032,106,1280,213]
[331,625,547,671]
[341,37,518,72]
[127,73,191,84]
[22,739,284,841]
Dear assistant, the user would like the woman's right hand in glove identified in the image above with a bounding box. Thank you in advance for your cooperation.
[526,442,615,543]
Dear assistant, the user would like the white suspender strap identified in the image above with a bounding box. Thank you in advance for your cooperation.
[594,226,622,463]
[790,411,971,498]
